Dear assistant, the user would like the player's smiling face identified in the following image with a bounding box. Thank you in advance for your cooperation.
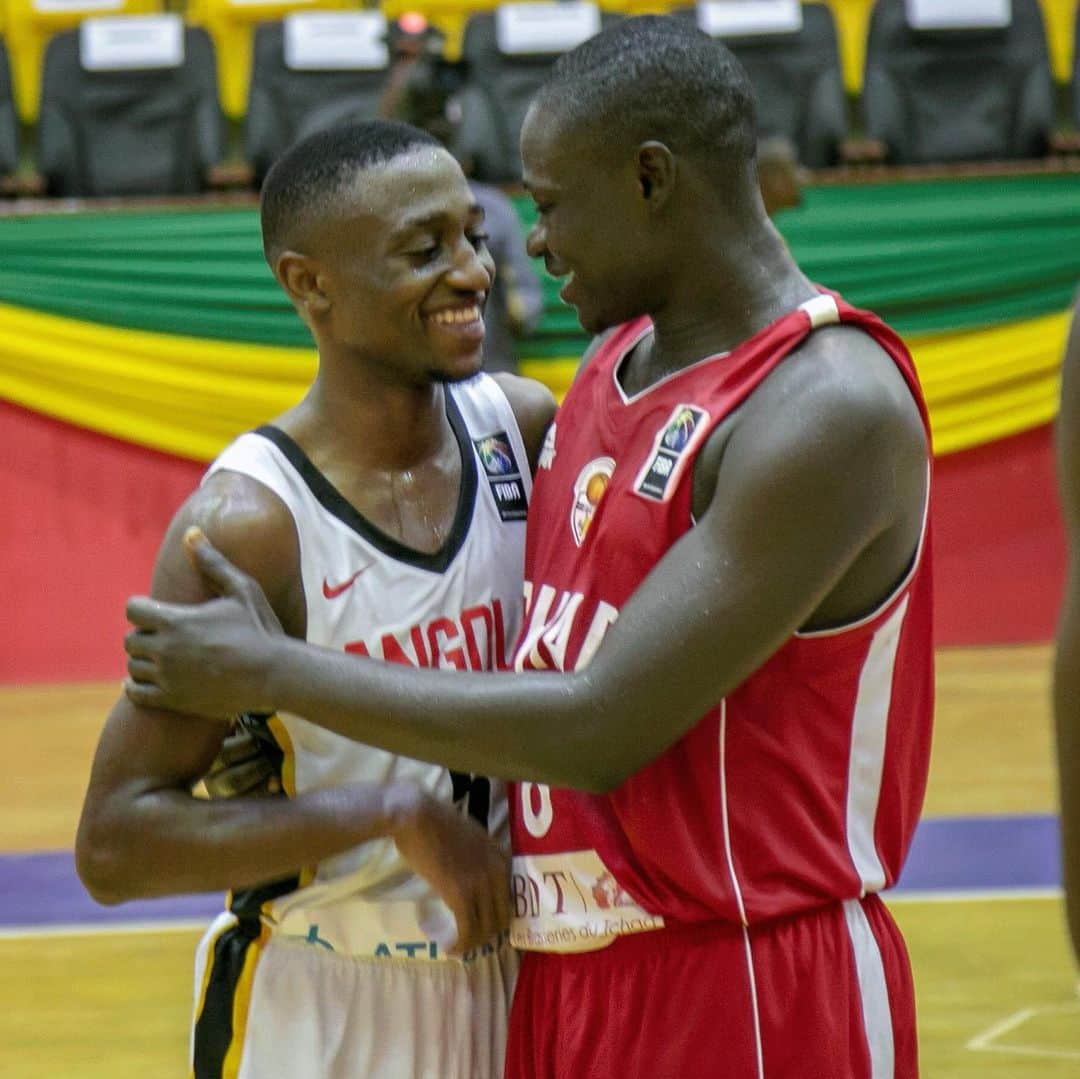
[312,147,495,385]
[521,104,658,336]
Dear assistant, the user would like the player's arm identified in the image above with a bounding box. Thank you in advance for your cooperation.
[78,476,508,946]
[1054,294,1080,968]
[77,476,385,900]
[124,330,927,792]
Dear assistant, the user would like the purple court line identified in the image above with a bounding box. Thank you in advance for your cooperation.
[0,851,222,928]
[0,815,1062,929]
[892,814,1060,893]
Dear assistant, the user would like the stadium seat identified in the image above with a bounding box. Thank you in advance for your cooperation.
[455,1,612,182]
[2,0,161,123]
[37,16,225,196]
[186,0,353,120]
[0,38,18,181]
[246,11,393,183]
[862,0,1055,164]
[677,0,847,167]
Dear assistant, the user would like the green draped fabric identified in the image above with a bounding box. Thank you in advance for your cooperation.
[0,174,1078,356]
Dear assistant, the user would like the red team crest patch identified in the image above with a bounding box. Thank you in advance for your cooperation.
[633,404,712,501]
[570,457,616,546]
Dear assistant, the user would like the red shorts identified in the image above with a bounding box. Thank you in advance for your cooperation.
[504,895,917,1078]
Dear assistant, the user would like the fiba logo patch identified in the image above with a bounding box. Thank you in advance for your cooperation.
[634,403,711,502]
[475,435,516,476]
[473,431,528,521]
[662,408,698,452]
[571,456,616,546]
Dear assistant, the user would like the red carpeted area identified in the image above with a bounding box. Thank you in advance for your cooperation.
[0,399,1068,684]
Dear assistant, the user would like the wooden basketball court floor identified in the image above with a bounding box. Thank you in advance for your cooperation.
[2,645,1078,1078]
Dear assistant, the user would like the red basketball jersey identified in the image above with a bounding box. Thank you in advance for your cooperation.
[508,293,934,953]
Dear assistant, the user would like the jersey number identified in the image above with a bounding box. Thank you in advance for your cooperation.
[520,782,553,838]
[450,771,491,831]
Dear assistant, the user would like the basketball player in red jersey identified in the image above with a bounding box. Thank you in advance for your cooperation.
[1055,290,1080,970]
[125,17,934,1077]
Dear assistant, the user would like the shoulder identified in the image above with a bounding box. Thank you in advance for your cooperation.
[151,466,301,620]
[696,324,928,523]
[748,324,924,452]
[490,372,557,476]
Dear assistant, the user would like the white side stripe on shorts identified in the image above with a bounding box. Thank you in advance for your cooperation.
[843,898,895,1079]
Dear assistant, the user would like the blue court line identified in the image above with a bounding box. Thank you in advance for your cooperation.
[0,851,221,928]
[0,814,1062,929]
[892,814,1060,893]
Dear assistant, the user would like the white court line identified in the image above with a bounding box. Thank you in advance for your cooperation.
[968,1001,1080,1062]
[0,919,211,940]
[967,1007,1038,1049]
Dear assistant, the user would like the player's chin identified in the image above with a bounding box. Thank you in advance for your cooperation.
[430,346,485,384]
[575,303,616,337]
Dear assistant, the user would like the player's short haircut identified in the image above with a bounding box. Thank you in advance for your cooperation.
[534,16,756,170]
[260,119,442,264]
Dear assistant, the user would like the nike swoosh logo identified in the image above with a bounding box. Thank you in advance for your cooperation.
[322,566,371,599]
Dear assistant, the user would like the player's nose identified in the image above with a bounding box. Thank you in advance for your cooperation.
[526,221,547,260]
[448,235,494,292]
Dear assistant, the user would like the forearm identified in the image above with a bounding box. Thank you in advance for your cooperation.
[76,781,393,904]
[267,637,612,789]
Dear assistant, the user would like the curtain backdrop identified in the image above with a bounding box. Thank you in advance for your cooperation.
[1,174,1078,462]
[2,172,1077,679]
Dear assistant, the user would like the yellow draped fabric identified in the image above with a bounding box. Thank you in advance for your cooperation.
[0,299,1069,461]
[526,311,1071,457]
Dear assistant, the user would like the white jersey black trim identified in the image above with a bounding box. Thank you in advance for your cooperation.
[252,390,478,575]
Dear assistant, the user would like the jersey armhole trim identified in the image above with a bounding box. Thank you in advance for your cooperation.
[795,462,931,640]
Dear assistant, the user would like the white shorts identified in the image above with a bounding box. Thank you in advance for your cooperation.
[191,909,518,1079]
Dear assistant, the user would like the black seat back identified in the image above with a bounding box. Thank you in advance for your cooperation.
[245,13,393,184]
[863,0,1054,163]
[38,18,223,197]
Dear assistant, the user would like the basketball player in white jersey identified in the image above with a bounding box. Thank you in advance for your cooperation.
[76,120,555,1078]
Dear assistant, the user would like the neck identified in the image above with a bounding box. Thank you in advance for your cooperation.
[282,348,454,471]
[643,217,817,379]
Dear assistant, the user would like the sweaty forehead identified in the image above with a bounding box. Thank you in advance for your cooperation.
[335,147,474,230]
[520,104,573,189]
[521,102,606,191]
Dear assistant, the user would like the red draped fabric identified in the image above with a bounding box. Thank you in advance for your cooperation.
[2,399,202,683]
[0,399,1067,684]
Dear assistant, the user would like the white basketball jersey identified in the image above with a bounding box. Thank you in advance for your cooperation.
[205,374,530,916]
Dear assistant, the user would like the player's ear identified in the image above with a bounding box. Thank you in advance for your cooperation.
[635,141,675,210]
[276,251,331,316]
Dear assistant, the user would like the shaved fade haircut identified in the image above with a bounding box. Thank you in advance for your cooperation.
[260,119,441,263]
[534,16,756,169]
